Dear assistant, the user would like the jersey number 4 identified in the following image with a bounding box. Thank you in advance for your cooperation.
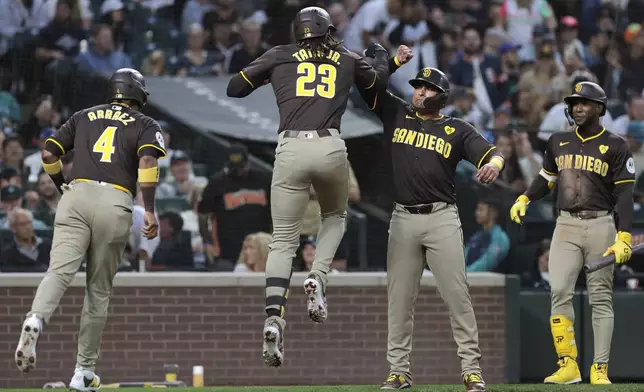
[93,126,117,163]
[296,63,337,99]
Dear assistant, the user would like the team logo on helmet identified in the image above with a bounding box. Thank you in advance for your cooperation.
[423,68,432,78]
[574,83,582,93]
[303,26,311,37]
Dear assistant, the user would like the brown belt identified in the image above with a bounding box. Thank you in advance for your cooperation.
[560,210,611,220]
[282,129,333,138]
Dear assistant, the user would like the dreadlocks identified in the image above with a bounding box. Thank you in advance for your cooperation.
[296,31,343,58]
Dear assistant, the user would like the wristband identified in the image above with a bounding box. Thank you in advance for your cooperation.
[138,167,159,183]
[489,156,504,171]
[393,56,402,66]
[42,160,63,175]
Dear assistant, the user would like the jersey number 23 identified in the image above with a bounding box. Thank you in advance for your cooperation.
[296,63,337,99]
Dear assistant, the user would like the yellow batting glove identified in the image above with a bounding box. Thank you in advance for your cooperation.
[603,232,633,264]
[510,195,530,224]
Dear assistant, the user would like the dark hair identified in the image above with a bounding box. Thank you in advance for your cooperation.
[2,134,23,150]
[296,31,343,57]
[159,211,184,232]
[92,23,112,37]
[462,23,483,38]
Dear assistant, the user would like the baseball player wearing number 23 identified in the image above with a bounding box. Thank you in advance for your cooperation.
[510,82,635,385]
[358,51,504,391]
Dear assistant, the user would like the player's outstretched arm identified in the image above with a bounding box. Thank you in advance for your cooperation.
[227,48,276,98]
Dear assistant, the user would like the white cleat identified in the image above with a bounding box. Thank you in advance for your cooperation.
[69,369,101,392]
[15,315,42,373]
[262,317,284,367]
[304,276,327,323]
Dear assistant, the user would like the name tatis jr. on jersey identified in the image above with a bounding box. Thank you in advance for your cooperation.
[391,127,452,158]
[86,107,136,126]
[555,153,610,177]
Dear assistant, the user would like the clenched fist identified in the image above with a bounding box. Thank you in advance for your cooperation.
[396,45,413,65]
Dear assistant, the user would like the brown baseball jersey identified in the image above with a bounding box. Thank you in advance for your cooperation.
[44,103,167,196]
[360,90,498,205]
[239,43,386,133]
[540,128,635,211]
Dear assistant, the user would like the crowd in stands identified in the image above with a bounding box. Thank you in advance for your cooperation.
[1,0,644,290]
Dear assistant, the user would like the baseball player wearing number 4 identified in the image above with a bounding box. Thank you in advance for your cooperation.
[510,82,635,385]
[14,69,166,391]
[358,49,504,392]
[226,6,391,368]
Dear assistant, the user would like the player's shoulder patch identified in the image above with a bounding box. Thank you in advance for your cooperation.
[155,131,165,150]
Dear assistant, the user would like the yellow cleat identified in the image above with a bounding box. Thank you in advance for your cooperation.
[544,356,582,384]
[590,363,611,385]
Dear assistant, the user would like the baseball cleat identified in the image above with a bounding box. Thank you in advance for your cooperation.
[590,363,611,384]
[380,374,411,389]
[15,315,42,373]
[544,356,581,384]
[69,369,101,391]
[463,373,487,392]
[262,316,285,367]
[304,275,327,323]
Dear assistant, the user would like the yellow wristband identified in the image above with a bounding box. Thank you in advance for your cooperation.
[42,160,63,175]
[138,167,159,183]
[490,156,504,170]
[393,56,401,66]
[516,195,530,204]
[617,231,632,245]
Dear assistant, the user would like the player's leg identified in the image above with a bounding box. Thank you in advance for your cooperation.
[544,216,584,384]
[16,187,90,373]
[263,135,311,367]
[582,215,616,384]
[71,189,132,392]
[381,204,425,389]
[421,205,485,390]
[307,134,349,322]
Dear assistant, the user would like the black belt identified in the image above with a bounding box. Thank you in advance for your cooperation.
[283,129,333,138]
[402,204,435,214]
[560,210,611,220]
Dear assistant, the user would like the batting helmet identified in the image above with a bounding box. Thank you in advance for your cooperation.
[409,68,451,111]
[564,81,607,116]
[108,68,149,107]
[293,7,335,42]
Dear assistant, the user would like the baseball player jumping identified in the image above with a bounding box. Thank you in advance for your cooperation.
[358,50,504,391]
[226,7,394,367]
[510,82,635,384]
[15,69,166,391]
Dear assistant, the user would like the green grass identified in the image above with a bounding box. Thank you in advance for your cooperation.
[2,386,644,392]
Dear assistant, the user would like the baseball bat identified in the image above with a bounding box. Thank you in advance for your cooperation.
[584,243,644,273]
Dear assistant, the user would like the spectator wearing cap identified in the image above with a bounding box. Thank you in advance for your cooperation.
[76,23,133,77]
[16,95,61,148]
[464,198,509,272]
[0,185,47,229]
[613,92,644,136]
[0,208,52,272]
[518,39,564,107]
[197,144,271,266]
[558,16,583,59]
[539,71,615,139]
[1,134,25,174]
[156,150,208,199]
[24,127,56,183]
[442,86,485,130]
[99,0,133,53]
[625,121,644,178]
[0,166,21,188]
[448,23,508,115]
[499,42,522,96]
[620,23,644,100]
